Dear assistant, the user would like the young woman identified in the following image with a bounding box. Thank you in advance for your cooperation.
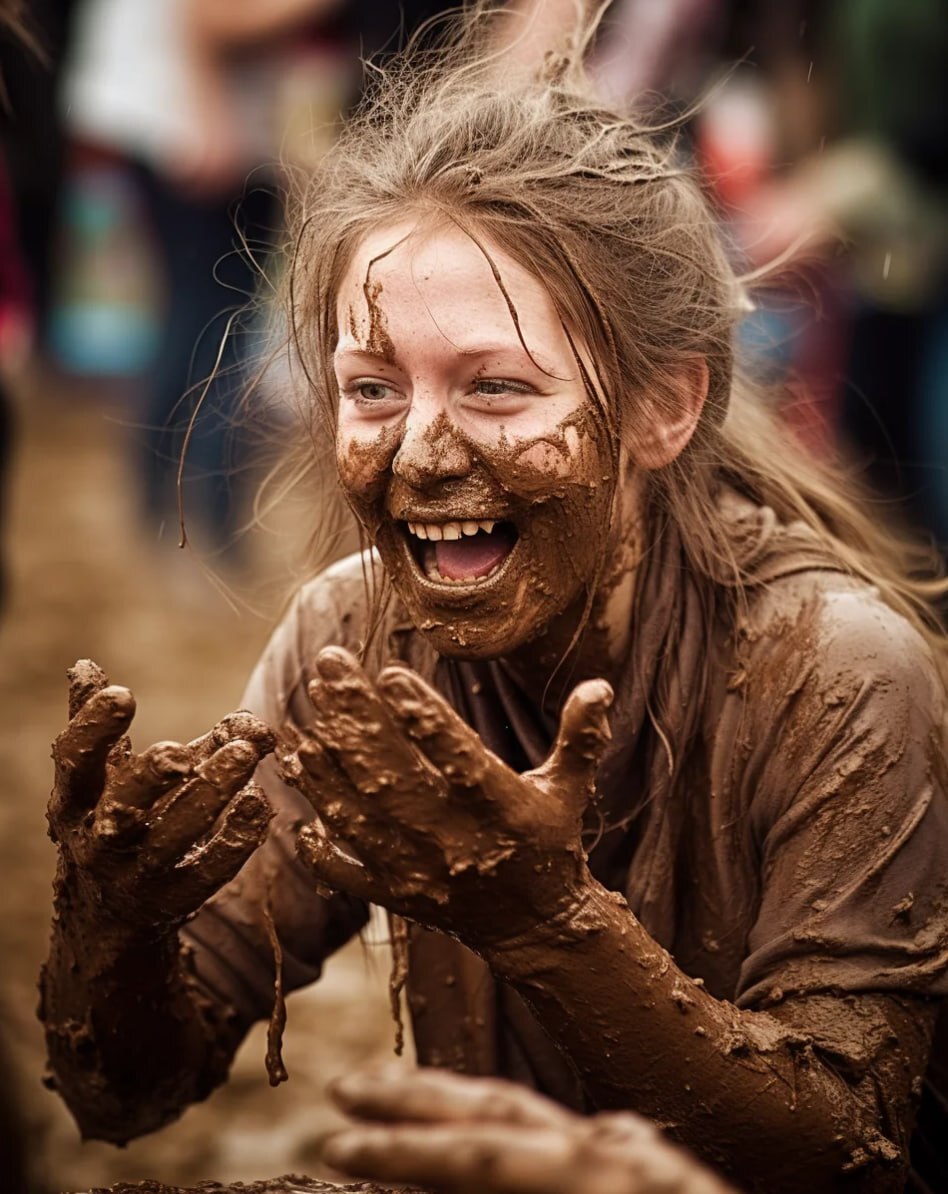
[41,9,948,1191]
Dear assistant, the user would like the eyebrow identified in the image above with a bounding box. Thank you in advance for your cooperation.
[333,343,564,374]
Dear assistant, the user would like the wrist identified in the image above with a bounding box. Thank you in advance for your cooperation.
[51,879,181,979]
[52,853,187,946]
[479,873,618,974]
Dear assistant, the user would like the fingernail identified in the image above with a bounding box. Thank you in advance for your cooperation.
[377,667,418,698]
[215,711,276,750]
[200,739,258,782]
[231,790,271,829]
[98,686,136,720]
[316,647,356,681]
[148,741,193,776]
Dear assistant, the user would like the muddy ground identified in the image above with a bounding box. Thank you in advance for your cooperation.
[0,374,405,1193]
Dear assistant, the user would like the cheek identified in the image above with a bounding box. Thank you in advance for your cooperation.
[496,420,612,507]
[335,421,398,499]
[508,424,583,480]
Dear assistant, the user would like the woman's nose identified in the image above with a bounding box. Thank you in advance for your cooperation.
[392,406,472,488]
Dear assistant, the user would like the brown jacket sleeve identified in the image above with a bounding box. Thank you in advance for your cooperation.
[733,582,948,1008]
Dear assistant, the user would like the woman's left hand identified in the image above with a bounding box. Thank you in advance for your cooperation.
[280,646,613,952]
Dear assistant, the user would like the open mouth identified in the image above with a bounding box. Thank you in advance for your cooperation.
[403,518,519,586]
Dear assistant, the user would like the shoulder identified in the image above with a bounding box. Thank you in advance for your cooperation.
[715,570,946,827]
[293,549,383,646]
[736,569,943,715]
[242,550,393,724]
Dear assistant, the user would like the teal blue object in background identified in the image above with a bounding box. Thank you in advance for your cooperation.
[49,162,161,376]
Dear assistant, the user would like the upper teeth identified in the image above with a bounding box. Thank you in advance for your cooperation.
[407,520,496,541]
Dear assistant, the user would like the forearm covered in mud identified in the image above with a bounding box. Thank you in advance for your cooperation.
[483,879,934,1194]
[39,864,244,1144]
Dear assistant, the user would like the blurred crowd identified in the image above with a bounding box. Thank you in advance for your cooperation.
[0,0,946,597]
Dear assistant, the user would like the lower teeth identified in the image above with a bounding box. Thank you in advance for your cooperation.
[423,558,502,585]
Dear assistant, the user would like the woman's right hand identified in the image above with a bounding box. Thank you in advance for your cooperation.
[49,659,275,935]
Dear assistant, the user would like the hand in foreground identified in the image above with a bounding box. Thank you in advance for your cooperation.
[282,647,613,952]
[49,659,275,933]
[324,1065,735,1194]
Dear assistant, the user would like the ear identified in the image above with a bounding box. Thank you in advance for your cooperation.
[630,358,709,470]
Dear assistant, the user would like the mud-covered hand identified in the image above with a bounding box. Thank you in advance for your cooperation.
[282,646,612,951]
[324,1065,734,1194]
[49,659,275,934]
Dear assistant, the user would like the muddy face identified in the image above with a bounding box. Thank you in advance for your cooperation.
[334,221,616,659]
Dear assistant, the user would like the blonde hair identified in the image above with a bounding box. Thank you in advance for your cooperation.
[279,3,947,673]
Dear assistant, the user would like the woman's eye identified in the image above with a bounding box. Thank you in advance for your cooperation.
[355,381,395,402]
[340,379,403,409]
[472,379,532,398]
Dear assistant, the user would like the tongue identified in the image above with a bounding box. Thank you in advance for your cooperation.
[435,526,515,580]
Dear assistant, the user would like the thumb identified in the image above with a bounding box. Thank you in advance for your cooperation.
[534,679,613,811]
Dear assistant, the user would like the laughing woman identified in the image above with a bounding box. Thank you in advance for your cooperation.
[40,7,948,1192]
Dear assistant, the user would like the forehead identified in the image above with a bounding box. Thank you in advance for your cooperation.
[335,219,564,353]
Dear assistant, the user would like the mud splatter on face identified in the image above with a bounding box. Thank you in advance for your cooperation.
[362,280,396,364]
[346,303,359,342]
[340,403,617,661]
[333,221,631,664]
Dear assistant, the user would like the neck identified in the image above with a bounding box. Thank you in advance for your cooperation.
[503,473,646,712]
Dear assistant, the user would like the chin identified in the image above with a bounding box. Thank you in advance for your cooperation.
[412,613,547,661]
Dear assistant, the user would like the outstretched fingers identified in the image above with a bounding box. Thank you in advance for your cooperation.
[52,682,136,824]
[330,1065,571,1129]
[377,665,508,798]
[303,648,441,822]
[96,740,194,842]
[144,738,269,866]
[284,735,364,829]
[175,782,273,904]
[324,1120,578,1193]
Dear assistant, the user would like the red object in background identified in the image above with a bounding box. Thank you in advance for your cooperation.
[695,76,777,212]
[0,150,33,368]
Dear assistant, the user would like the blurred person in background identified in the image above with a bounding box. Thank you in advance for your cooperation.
[594,1,948,561]
[824,0,948,555]
[590,3,850,455]
[56,0,354,572]
[0,0,64,616]
[702,1,948,557]
[0,0,75,346]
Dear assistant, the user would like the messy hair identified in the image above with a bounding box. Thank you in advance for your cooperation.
[279,1,947,673]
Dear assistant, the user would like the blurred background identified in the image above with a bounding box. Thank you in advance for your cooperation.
[0,0,945,1190]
